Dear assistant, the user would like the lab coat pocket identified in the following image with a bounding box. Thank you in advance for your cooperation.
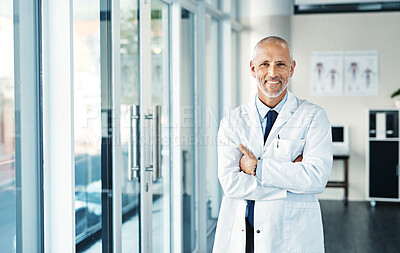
[290,139,305,161]
[283,201,324,253]
[274,139,305,162]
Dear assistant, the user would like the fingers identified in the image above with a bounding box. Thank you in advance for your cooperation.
[239,144,249,155]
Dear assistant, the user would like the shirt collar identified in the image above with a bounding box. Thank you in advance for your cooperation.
[255,91,288,120]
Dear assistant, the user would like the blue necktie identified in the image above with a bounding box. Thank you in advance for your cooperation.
[246,110,278,227]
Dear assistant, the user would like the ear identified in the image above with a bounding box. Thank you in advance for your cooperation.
[289,60,296,77]
[250,60,256,78]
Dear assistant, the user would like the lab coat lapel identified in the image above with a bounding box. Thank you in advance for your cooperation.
[264,92,299,149]
[242,101,264,152]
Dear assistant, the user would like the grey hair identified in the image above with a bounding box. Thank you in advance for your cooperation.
[253,36,293,63]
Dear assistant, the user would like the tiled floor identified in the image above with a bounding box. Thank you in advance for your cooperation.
[208,200,400,253]
[321,200,400,253]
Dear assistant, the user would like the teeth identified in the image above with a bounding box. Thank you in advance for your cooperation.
[267,81,279,84]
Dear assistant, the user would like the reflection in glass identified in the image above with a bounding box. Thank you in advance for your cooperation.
[0,0,15,251]
[73,0,102,250]
[180,8,197,253]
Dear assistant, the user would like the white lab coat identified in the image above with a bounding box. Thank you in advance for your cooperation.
[213,92,332,253]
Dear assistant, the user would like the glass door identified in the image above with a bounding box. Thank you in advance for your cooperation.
[73,0,171,252]
[119,0,171,252]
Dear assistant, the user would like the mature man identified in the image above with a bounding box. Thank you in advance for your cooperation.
[213,36,332,253]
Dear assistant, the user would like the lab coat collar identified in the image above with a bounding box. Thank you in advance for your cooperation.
[241,91,300,149]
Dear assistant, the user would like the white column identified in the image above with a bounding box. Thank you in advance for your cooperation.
[42,0,75,252]
[170,2,183,253]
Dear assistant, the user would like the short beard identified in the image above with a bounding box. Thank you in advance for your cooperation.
[257,78,289,98]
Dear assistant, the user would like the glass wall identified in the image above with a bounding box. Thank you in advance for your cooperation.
[180,8,197,253]
[1,0,42,251]
[204,15,221,231]
[0,0,243,251]
[0,1,16,251]
[73,0,103,249]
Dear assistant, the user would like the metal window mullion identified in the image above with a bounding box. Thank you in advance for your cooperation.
[14,0,44,251]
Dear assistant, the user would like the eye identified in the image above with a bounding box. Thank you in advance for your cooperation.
[278,63,286,67]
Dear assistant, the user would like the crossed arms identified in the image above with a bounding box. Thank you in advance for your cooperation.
[217,109,333,201]
[239,144,303,176]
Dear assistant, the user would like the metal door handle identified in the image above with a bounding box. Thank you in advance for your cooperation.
[152,105,162,181]
[129,105,140,180]
[153,105,162,181]
[145,105,162,181]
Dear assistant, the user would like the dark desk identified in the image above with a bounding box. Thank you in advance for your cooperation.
[326,155,349,204]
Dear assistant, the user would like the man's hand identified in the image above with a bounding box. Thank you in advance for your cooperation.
[239,144,304,175]
[239,144,258,176]
[293,155,303,163]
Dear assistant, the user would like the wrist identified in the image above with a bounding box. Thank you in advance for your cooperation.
[254,157,260,175]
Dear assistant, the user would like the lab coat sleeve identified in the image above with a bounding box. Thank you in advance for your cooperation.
[261,108,333,194]
[218,117,286,201]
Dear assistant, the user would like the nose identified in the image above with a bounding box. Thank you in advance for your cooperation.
[268,64,278,78]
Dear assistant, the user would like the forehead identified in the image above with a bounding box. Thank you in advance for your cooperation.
[254,41,290,62]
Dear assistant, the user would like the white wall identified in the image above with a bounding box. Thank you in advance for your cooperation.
[291,12,400,200]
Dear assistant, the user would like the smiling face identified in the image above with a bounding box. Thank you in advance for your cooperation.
[250,40,296,105]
